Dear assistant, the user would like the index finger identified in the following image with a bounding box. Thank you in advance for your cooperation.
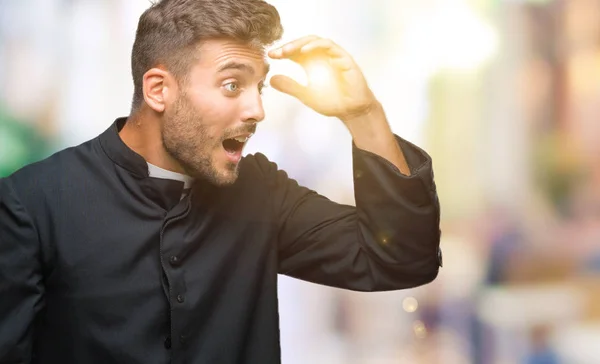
[268,35,320,59]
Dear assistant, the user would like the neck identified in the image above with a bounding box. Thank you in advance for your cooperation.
[120,108,186,174]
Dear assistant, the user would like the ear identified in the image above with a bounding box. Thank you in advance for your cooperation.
[142,67,176,113]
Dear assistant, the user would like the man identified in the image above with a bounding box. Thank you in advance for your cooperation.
[0,0,442,363]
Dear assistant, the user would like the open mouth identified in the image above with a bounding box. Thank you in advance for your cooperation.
[222,134,251,155]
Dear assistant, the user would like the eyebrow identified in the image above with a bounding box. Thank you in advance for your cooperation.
[217,61,270,77]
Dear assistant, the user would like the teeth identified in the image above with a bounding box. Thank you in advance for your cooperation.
[233,135,250,143]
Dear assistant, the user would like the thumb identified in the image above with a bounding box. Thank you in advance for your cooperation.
[270,75,308,102]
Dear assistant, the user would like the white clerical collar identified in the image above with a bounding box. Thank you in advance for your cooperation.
[147,162,194,189]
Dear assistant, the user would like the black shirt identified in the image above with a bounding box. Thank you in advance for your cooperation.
[0,117,442,363]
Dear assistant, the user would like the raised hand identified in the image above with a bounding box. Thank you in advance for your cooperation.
[268,35,377,123]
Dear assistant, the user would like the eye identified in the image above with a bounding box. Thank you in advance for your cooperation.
[224,82,240,93]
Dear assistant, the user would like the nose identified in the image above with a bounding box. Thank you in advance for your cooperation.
[240,89,265,123]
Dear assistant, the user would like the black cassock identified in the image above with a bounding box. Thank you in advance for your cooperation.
[0,117,442,363]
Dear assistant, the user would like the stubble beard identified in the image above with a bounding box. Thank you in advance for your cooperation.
[162,95,239,187]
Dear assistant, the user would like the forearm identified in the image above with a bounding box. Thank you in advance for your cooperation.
[274,132,442,291]
[342,101,411,176]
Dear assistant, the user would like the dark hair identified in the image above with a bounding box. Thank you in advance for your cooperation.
[130,0,283,111]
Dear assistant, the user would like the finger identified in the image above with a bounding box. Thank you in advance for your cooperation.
[329,57,354,71]
[269,75,308,101]
[299,38,348,59]
[268,35,320,59]
[300,39,354,71]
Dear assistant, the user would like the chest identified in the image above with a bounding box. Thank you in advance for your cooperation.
[42,185,277,300]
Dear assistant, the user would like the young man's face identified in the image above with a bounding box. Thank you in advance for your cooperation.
[162,38,269,186]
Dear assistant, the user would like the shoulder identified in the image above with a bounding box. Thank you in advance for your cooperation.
[2,137,100,206]
[240,152,277,177]
[239,152,295,187]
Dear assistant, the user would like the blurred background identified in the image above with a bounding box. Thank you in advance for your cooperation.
[1,0,600,362]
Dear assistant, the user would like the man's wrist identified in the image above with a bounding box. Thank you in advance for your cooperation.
[343,101,388,142]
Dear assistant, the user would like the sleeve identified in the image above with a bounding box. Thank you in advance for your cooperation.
[262,135,442,292]
[0,178,45,362]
